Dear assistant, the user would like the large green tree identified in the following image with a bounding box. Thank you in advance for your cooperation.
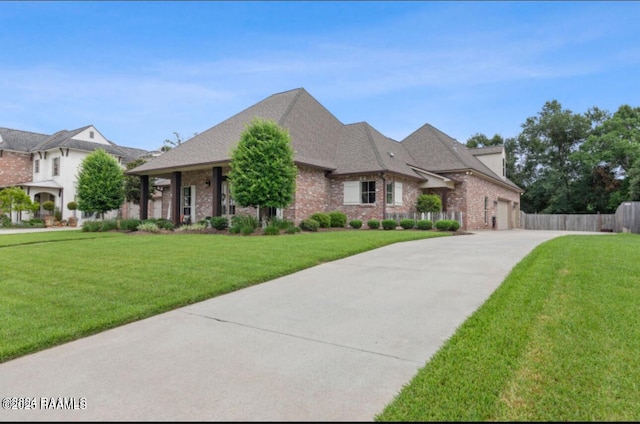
[0,187,39,222]
[76,149,125,217]
[514,100,595,213]
[229,119,297,215]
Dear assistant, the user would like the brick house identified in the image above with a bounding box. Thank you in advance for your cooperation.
[128,88,522,230]
[0,125,150,224]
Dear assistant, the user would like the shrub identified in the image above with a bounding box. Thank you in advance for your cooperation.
[349,219,363,229]
[416,219,433,230]
[142,218,174,231]
[0,214,10,227]
[268,217,294,230]
[416,194,442,213]
[435,219,459,231]
[367,219,380,229]
[240,225,255,236]
[137,221,160,233]
[210,216,229,230]
[67,201,78,211]
[119,219,141,231]
[176,223,207,232]
[42,200,55,214]
[53,207,63,222]
[309,212,331,228]
[263,225,280,235]
[82,219,118,232]
[231,214,259,230]
[382,219,397,230]
[285,226,300,234]
[299,218,319,232]
[399,219,416,230]
[198,219,210,227]
[328,211,347,228]
[229,225,241,234]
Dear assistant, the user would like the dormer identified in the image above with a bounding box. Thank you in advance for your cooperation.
[72,126,111,146]
[471,145,506,180]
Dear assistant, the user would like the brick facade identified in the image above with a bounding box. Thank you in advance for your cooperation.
[0,151,32,186]
[439,172,520,230]
[169,167,520,230]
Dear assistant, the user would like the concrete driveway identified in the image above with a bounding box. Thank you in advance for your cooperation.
[0,229,604,421]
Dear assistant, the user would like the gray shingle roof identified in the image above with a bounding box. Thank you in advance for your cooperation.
[402,124,521,190]
[128,88,521,192]
[1,125,149,161]
[0,127,49,152]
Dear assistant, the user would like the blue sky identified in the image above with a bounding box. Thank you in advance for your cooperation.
[1,1,639,151]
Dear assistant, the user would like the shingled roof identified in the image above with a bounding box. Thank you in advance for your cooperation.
[0,128,49,152]
[128,88,520,191]
[32,126,128,158]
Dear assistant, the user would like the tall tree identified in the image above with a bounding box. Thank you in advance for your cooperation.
[515,100,594,213]
[229,119,297,217]
[76,149,125,217]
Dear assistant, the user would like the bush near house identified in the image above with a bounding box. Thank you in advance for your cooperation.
[119,219,141,231]
[349,219,363,229]
[417,219,433,230]
[367,219,380,229]
[382,219,397,230]
[309,212,331,228]
[211,216,229,230]
[400,219,416,230]
[435,219,460,231]
[328,211,347,228]
[299,218,319,232]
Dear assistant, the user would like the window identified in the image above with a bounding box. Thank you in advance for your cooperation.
[181,185,195,223]
[343,180,377,205]
[221,181,235,216]
[386,182,403,206]
[90,131,94,139]
[52,157,60,176]
[361,181,376,204]
[35,159,40,173]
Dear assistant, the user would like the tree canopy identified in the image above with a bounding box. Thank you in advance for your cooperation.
[229,119,297,212]
[76,149,125,216]
[0,187,38,219]
[468,102,640,213]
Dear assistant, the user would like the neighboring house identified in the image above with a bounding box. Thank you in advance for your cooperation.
[127,88,522,230]
[0,125,152,224]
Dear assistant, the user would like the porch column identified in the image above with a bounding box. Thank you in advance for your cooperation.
[171,171,182,226]
[140,175,149,220]
[212,167,222,216]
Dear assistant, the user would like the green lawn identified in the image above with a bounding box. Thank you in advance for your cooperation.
[377,233,640,422]
[0,229,448,363]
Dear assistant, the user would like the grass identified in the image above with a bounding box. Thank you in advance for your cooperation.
[377,233,640,422]
[0,229,449,363]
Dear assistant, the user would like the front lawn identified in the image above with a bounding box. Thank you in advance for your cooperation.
[0,230,448,363]
[377,234,640,421]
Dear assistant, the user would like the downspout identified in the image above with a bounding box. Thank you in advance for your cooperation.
[381,172,386,221]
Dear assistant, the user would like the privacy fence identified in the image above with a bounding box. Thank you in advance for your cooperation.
[520,212,616,232]
[521,202,640,233]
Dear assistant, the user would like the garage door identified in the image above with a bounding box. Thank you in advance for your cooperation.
[497,200,509,230]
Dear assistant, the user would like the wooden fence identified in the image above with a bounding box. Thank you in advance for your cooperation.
[385,211,464,227]
[520,212,616,232]
[615,202,640,234]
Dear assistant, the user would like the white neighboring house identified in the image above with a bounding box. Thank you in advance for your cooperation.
[0,125,151,225]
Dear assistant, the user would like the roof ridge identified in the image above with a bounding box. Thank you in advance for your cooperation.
[278,88,304,127]
[362,123,387,171]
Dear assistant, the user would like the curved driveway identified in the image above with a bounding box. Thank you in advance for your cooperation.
[0,230,603,421]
